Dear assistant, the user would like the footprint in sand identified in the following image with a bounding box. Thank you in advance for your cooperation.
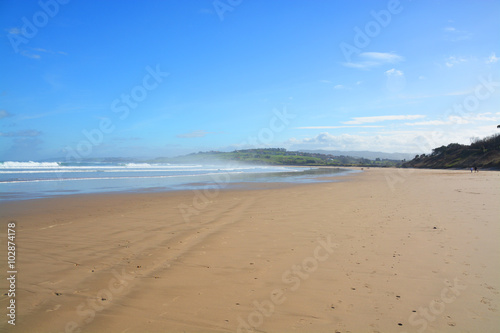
[482,283,499,295]
[46,304,61,312]
[480,297,492,306]
[480,297,497,311]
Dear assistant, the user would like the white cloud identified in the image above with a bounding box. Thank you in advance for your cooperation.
[0,130,42,137]
[385,68,404,77]
[342,52,404,69]
[288,133,368,149]
[333,84,344,89]
[405,113,500,126]
[286,131,427,153]
[405,118,469,126]
[460,113,500,122]
[287,112,500,153]
[444,89,474,96]
[343,62,374,69]
[33,48,67,55]
[362,52,404,63]
[405,120,449,126]
[385,68,406,92]
[286,125,499,154]
[397,87,476,100]
[295,125,383,129]
[7,27,22,35]
[33,47,51,53]
[445,56,467,67]
[0,110,13,119]
[343,114,425,125]
[443,26,472,41]
[486,52,499,64]
[20,51,40,59]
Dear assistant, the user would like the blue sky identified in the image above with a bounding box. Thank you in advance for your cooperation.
[1,0,499,160]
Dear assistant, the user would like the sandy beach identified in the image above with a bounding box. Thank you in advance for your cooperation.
[1,168,499,333]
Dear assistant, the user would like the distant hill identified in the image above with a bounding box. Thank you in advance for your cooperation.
[298,150,415,161]
[402,133,500,169]
[37,149,404,167]
[151,148,402,167]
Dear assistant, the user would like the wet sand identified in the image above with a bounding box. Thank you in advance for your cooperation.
[1,168,499,332]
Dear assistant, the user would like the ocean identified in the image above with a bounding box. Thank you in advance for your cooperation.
[0,161,355,201]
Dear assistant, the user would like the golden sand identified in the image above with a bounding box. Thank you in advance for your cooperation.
[1,168,498,332]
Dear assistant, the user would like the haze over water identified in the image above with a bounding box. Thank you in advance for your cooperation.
[0,161,354,201]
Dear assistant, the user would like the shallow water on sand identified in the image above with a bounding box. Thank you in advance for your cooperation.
[0,161,356,201]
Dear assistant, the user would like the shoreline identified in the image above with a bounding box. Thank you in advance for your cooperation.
[1,168,498,332]
[0,165,355,203]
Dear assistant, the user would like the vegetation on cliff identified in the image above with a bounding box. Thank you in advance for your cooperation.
[402,133,500,169]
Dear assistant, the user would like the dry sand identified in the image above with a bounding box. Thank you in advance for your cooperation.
[0,168,499,333]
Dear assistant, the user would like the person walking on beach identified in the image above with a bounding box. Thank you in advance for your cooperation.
[474,166,478,173]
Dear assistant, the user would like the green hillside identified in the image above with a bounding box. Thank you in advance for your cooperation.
[402,133,500,169]
[151,148,402,167]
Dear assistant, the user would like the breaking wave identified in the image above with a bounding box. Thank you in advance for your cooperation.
[0,161,61,168]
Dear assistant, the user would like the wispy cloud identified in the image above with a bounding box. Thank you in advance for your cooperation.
[486,52,499,64]
[342,52,404,69]
[445,56,467,67]
[5,27,67,59]
[405,119,450,126]
[21,51,41,59]
[362,52,403,63]
[286,131,427,153]
[385,68,406,92]
[385,68,404,77]
[33,48,51,53]
[286,125,500,154]
[16,104,90,121]
[6,27,22,35]
[333,84,344,89]
[397,87,475,100]
[343,114,425,125]
[0,110,13,119]
[443,26,472,41]
[295,125,383,129]
[0,130,42,137]
[112,137,142,142]
[405,118,469,126]
[343,62,372,69]
[444,89,474,96]
[18,47,68,59]
[176,130,211,138]
[405,113,500,126]
[32,48,68,56]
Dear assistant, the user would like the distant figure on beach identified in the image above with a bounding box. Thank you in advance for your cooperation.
[474,166,478,173]
[471,167,473,173]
